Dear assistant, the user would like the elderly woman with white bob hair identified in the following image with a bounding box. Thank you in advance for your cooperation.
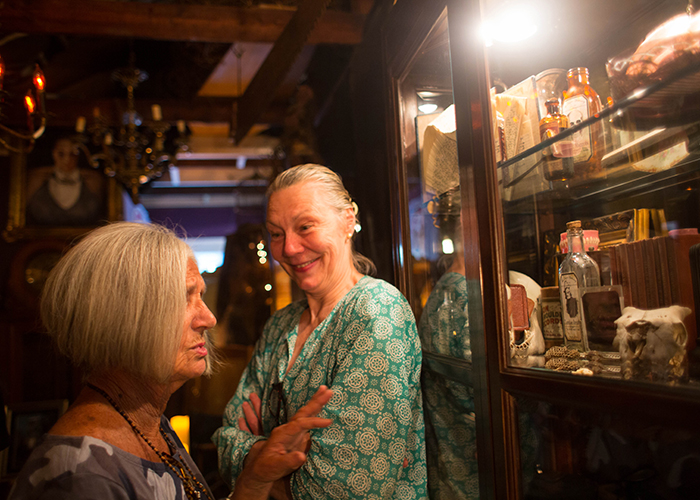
[8,222,334,500]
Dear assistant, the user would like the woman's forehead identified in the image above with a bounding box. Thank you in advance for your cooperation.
[268,183,333,216]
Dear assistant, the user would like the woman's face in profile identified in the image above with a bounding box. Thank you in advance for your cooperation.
[266,181,353,297]
[172,259,217,384]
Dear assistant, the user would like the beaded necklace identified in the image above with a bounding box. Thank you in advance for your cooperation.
[86,383,213,500]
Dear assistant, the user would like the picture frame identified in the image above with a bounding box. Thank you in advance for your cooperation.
[581,285,625,352]
[1,399,69,478]
[3,132,122,242]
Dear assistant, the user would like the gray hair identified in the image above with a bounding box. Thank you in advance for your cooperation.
[40,222,215,382]
[266,164,376,276]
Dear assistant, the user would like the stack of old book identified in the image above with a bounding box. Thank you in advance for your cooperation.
[609,228,700,351]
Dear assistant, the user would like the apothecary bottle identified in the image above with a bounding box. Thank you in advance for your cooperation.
[558,220,600,351]
[540,286,565,350]
[561,67,604,177]
[437,289,465,357]
[539,98,574,181]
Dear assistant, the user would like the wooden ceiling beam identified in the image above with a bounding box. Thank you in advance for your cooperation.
[0,0,365,45]
[234,0,332,144]
[42,97,286,128]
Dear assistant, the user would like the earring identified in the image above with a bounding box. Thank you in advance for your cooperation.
[347,231,354,239]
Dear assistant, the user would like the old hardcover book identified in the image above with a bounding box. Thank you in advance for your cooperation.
[668,229,700,352]
[616,243,635,308]
[642,238,660,309]
[665,235,680,304]
[653,236,672,306]
[631,240,647,309]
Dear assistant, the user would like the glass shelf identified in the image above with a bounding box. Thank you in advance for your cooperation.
[497,56,700,179]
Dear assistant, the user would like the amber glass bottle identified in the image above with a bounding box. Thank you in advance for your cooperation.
[562,67,604,177]
[539,98,574,181]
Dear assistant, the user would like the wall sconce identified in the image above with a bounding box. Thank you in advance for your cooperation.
[0,60,48,153]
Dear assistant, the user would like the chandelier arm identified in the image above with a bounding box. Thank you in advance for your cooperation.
[0,122,37,142]
[0,129,36,153]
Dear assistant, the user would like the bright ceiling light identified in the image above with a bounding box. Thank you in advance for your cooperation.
[481,6,538,45]
[442,237,455,255]
[418,103,438,114]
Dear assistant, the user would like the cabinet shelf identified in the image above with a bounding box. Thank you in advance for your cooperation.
[501,152,700,214]
[497,57,700,179]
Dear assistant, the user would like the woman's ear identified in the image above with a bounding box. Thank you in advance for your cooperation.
[344,207,356,234]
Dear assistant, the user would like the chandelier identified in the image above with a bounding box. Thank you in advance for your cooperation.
[76,63,187,203]
[0,58,48,153]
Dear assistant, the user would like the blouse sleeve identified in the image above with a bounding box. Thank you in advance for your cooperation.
[212,322,273,490]
[291,282,427,499]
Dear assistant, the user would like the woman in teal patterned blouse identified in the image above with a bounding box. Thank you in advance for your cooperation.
[418,188,479,499]
[213,164,427,499]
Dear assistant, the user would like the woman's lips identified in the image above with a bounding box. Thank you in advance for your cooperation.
[192,343,208,357]
[291,257,319,272]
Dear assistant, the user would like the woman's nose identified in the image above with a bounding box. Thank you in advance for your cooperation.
[197,303,217,329]
[283,233,303,256]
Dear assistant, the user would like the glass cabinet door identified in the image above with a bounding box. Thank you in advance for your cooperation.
[478,0,700,497]
[485,0,700,386]
[387,8,480,499]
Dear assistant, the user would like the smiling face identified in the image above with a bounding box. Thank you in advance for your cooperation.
[266,181,357,300]
[171,259,217,385]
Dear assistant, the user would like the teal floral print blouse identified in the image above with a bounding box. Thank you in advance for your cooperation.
[418,272,479,499]
[213,276,428,499]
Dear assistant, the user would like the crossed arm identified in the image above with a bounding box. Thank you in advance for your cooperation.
[230,386,333,500]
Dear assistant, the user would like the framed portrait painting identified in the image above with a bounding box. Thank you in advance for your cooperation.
[3,132,121,242]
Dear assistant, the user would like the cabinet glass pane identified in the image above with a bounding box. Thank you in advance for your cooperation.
[397,11,479,499]
[513,393,700,499]
[485,0,700,386]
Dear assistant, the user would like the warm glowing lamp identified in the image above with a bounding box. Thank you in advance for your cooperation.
[32,65,46,116]
[32,65,46,91]
[151,104,162,121]
[24,91,36,114]
[481,6,538,45]
[169,415,190,452]
[418,103,439,114]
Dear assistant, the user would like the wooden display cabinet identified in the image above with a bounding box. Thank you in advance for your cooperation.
[380,0,700,498]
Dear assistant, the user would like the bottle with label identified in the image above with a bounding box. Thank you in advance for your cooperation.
[562,67,604,178]
[558,220,601,351]
[539,98,574,182]
[540,286,565,350]
[437,289,464,357]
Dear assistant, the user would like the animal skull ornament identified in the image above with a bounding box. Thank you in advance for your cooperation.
[614,305,691,383]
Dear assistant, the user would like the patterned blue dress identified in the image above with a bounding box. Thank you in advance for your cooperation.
[418,272,479,499]
[8,416,210,500]
[213,276,427,499]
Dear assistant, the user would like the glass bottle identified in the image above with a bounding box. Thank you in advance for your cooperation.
[558,220,600,351]
[562,67,604,177]
[437,289,464,356]
[539,98,574,182]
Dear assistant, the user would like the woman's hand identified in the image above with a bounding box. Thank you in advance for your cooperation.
[231,386,333,500]
[238,392,263,436]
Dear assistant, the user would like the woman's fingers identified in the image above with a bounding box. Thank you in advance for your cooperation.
[290,386,333,421]
[238,416,250,433]
[249,392,263,421]
[242,400,262,435]
[286,417,333,433]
